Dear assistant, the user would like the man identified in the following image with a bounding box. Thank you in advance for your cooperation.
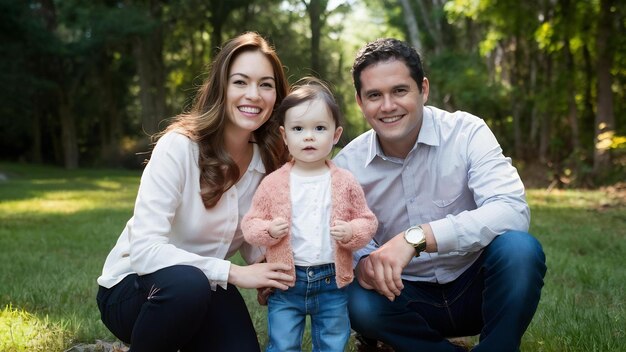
[333,38,547,352]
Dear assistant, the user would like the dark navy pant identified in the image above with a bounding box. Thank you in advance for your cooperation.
[97,265,260,352]
[347,231,547,352]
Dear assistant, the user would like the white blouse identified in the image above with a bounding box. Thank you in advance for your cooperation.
[97,131,265,290]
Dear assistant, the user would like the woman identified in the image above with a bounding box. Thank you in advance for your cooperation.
[96,32,293,352]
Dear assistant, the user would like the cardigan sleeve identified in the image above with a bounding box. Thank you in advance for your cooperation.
[336,172,378,250]
[241,177,282,247]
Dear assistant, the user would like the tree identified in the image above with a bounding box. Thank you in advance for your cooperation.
[593,0,616,176]
[133,0,166,136]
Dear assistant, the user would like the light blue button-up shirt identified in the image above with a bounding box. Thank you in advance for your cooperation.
[333,106,529,284]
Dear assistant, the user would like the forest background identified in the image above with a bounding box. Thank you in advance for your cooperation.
[1,0,624,186]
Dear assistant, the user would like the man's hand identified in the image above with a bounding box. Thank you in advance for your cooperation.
[330,220,353,243]
[355,232,415,301]
[268,217,289,239]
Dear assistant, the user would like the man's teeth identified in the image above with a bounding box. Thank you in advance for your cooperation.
[381,115,402,123]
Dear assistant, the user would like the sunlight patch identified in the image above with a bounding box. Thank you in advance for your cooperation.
[0,305,69,351]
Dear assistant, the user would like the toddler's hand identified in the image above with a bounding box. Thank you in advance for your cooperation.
[330,220,352,243]
[269,217,289,239]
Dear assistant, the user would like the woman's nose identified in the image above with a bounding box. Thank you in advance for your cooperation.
[245,85,260,100]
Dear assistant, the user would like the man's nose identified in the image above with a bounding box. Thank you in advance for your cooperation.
[381,95,396,111]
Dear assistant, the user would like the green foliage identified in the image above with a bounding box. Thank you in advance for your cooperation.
[0,0,624,184]
[0,162,624,351]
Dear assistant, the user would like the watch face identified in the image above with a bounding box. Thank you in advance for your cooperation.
[406,227,425,244]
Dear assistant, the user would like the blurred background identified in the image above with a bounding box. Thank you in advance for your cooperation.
[1,0,624,186]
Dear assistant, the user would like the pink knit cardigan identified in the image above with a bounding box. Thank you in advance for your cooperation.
[241,160,378,288]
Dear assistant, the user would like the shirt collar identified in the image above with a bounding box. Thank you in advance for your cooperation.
[417,106,440,147]
[364,106,440,166]
[249,143,266,174]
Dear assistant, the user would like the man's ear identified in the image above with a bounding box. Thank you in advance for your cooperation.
[421,78,430,104]
[355,92,363,110]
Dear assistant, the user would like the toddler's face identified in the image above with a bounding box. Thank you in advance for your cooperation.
[280,98,343,166]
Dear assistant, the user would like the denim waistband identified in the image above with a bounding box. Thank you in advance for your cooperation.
[295,263,336,282]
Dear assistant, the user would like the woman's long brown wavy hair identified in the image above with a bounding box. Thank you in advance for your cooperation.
[159,32,290,208]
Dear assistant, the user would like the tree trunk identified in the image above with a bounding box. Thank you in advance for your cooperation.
[31,114,42,163]
[593,0,615,176]
[134,0,166,136]
[307,0,327,76]
[414,0,443,53]
[210,7,223,57]
[58,92,79,169]
[398,0,422,51]
[564,41,580,151]
[560,0,580,152]
[99,62,121,165]
[538,53,552,164]
[511,36,524,159]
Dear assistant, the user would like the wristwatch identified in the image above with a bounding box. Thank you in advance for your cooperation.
[404,225,427,257]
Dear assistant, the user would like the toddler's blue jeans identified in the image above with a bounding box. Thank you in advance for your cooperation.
[267,263,350,352]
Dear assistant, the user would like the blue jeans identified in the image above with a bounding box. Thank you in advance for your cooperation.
[267,264,350,352]
[348,231,547,352]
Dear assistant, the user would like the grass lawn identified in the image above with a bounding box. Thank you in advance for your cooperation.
[0,162,624,351]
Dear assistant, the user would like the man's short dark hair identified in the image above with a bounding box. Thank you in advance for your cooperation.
[351,38,425,97]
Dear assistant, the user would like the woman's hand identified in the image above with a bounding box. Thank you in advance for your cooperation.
[228,262,293,290]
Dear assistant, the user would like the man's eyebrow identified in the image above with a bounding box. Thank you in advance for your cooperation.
[392,83,411,90]
[363,88,381,96]
[363,84,410,96]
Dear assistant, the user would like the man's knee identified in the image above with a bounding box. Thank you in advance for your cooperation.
[346,282,386,334]
[488,231,545,267]
[485,231,547,293]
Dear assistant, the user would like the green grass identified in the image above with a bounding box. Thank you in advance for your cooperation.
[0,162,624,351]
